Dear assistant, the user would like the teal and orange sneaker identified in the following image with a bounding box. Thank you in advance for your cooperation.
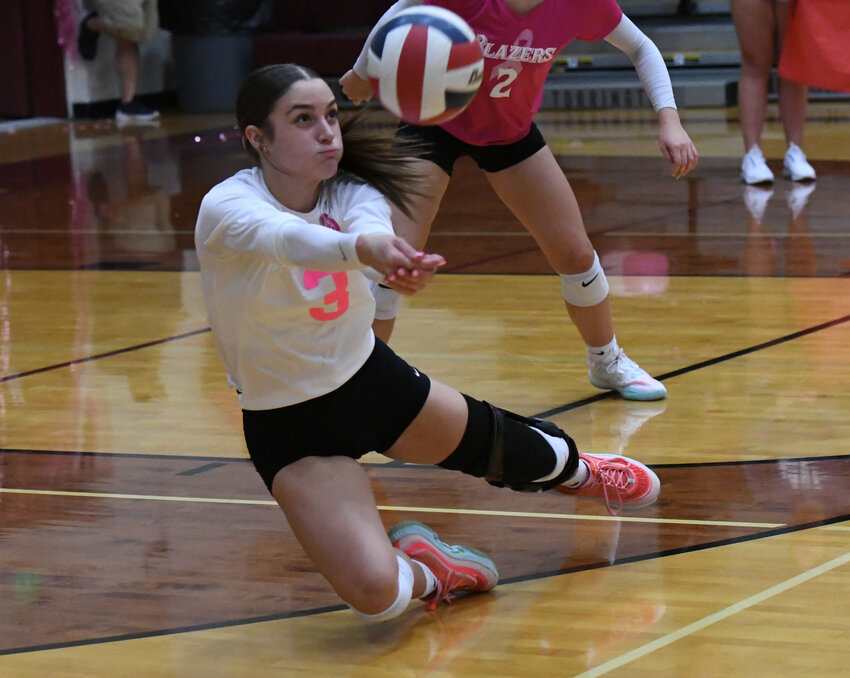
[388,521,498,610]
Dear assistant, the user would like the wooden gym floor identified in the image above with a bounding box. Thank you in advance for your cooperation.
[1,101,849,677]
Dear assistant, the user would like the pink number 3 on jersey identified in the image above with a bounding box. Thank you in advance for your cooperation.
[303,270,350,321]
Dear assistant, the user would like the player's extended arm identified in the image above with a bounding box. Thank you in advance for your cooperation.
[604,15,698,178]
[341,0,424,103]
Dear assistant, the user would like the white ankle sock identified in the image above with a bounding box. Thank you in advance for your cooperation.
[562,459,590,488]
[414,560,438,598]
[587,336,619,366]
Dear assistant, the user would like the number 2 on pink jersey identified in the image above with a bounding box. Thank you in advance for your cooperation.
[303,270,350,320]
[490,67,518,98]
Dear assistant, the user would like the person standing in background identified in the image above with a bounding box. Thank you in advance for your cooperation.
[77,0,160,123]
[731,0,816,184]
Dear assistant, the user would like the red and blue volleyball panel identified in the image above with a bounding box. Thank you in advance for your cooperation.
[367,7,484,125]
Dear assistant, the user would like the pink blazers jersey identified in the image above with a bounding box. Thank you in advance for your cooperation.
[427,0,623,145]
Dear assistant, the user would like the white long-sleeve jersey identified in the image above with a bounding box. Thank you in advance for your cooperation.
[195,168,394,410]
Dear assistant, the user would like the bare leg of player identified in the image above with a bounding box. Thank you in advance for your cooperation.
[372,158,450,343]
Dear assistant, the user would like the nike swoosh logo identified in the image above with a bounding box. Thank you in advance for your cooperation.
[412,368,420,377]
[338,242,348,261]
[581,273,599,287]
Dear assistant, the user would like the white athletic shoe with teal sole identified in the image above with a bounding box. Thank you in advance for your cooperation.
[589,349,667,401]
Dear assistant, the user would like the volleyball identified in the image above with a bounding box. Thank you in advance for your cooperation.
[366,6,484,126]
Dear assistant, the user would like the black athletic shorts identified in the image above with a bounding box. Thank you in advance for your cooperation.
[242,339,431,492]
[396,121,547,175]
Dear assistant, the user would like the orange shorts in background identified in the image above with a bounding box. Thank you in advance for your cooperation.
[778,0,850,94]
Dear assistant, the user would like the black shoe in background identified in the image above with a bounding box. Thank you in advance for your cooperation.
[116,99,161,123]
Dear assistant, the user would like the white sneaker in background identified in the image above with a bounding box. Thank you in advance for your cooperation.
[783,143,816,182]
[741,146,775,185]
[787,183,816,219]
[744,185,774,222]
[588,350,667,401]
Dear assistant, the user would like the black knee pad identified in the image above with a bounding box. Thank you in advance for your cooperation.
[438,395,579,493]
[485,407,580,492]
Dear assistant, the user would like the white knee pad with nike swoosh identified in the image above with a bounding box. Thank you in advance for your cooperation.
[559,251,609,307]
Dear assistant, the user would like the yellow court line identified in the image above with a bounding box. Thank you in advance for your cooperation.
[573,550,850,678]
[0,487,782,529]
[368,230,849,239]
[0,487,276,506]
[428,231,533,237]
[376,504,782,528]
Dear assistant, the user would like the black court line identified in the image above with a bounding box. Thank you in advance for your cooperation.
[497,512,850,585]
[534,312,850,419]
[0,448,250,464]
[0,328,211,383]
[2,510,848,657]
[0,604,346,657]
[177,462,229,476]
[652,452,850,468]
[444,243,545,274]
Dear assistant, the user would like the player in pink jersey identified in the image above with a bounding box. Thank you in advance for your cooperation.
[342,0,699,401]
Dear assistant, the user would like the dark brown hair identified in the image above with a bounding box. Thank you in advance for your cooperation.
[235,63,427,218]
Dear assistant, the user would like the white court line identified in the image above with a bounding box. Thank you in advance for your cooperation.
[573,550,850,678]
[0,487,782,529]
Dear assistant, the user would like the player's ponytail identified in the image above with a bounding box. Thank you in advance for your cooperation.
[335,111,429,219]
